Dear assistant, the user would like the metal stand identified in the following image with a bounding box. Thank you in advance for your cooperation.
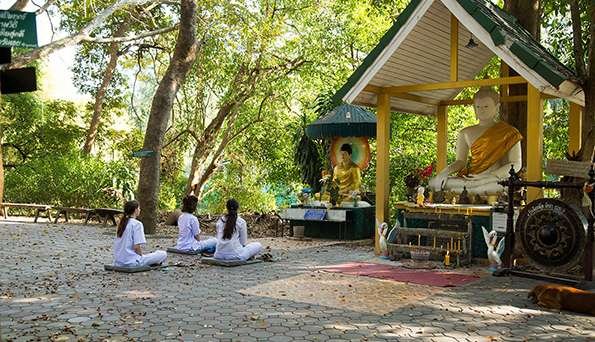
[494,165,595,285]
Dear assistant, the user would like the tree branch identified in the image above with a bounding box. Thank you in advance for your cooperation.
[10,0,29,11]
[6,0,165,69]
[162,129,199,149]
[82,25,178,43]
[34,0,57,14]
[570,0,587,80]
[2,143,28,162]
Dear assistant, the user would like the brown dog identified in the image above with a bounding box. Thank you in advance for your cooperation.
[529,284,595,316]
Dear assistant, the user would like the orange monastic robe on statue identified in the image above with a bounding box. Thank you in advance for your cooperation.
[458,121,523,177]
[333,162,362,196]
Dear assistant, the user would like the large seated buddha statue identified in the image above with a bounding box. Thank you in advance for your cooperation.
[428,87,523,195]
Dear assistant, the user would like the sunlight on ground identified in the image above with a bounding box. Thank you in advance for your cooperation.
[119,290,158,300]
[239,271,442,315]
[7,295,58,304]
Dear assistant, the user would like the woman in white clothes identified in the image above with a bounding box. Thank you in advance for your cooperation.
[176,195,217,253]
[113,200,167,267]
[214,198,262,261]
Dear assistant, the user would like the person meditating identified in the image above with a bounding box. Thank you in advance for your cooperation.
[429,87,522,195]
[333,144,362,199]
[113,200,167,267]
[214,199,262,261]
[175,195,217,254]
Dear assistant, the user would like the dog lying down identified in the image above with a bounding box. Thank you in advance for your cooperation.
[529,284,595,316]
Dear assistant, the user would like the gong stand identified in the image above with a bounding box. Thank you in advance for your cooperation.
[494,166,595,285]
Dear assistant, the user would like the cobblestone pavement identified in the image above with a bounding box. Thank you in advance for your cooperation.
[1,220,594,341]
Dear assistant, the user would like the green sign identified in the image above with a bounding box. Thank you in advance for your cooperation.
[0,10,37,48]
[131,149,156,158]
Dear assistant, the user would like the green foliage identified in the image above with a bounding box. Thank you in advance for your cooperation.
[541,0,591,72]
[199,162,277,214]
[10,0,580,217]
[158,173,187,211]
[5,154,136,208]
[1,94,85,167]
[294,132,323,192]
[1,92,140,209]
[544,99,570,160]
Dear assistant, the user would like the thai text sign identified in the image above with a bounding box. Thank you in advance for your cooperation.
[131,149,155,158]
[0,10,37,48]
[545,159,592,178]
[304,209,326,221]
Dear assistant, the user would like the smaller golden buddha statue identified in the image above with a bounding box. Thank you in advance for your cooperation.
[333,143,362,200]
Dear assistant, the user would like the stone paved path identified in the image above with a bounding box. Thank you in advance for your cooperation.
[1,220,594,341]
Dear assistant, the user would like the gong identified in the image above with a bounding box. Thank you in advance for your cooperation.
[516,198,586,271]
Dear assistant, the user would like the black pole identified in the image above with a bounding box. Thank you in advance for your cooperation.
[503,165,517,268]
[585,165,595,281]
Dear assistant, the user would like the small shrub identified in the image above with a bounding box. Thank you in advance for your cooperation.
[5,154,137,208]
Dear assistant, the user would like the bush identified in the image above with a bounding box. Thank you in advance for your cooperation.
[199,163,277,214]
[158,173,188,211]
[5,154,136,208]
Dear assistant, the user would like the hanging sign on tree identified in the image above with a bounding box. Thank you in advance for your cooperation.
[131,150,156,158]
[0,10,37,48]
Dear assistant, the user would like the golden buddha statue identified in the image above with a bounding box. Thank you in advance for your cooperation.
[429,87,523,195]
[333,143,362,199]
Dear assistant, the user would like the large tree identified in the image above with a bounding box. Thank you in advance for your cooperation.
[500,0,541,167]
[137,0,200,233]
[82,22,129,154]
[568,0,595,161]
[0,0,176,203]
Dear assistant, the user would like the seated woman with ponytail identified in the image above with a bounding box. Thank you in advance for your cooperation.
[112,200,167,267]
[175,195,217,253]
[214,199,262,261]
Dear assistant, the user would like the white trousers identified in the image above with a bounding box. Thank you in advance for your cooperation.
[193,237,217,252]
[215,242,263,261]
[139,250,167,266]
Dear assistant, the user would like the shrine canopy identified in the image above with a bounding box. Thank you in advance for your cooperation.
[306,104,376,139]
[332,0,584,115]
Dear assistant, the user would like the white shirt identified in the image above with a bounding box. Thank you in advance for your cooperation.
[214,216,248,260]
[176,212,201,251]
[113,218,146,267]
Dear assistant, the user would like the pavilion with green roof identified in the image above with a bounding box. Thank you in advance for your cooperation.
[332,0,584,252]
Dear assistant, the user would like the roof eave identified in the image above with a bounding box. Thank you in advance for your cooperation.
[332,0,431,107]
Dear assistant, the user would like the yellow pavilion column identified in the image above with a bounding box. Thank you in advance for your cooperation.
[568,103,583,156]
[375,91,391,254]
[437,14,455,173]
[450,14,458,81]
[526,84,544,202]
[436,106,448,172]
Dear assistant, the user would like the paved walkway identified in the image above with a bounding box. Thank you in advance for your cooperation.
[1,220,594,341]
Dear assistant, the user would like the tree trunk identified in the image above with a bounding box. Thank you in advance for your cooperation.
[501,0,540,167]
[571,1,595,161]
[10,0,29,10]
[186,117,237,196]
[83,23,129,154]
[137,0,199,234]
[185,106,235,194]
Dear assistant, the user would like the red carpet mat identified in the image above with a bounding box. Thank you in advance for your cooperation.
[320,262,480,287]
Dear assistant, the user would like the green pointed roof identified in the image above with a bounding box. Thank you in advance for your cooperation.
[457,0,577,87]
[333,0,583,114]
[306,104,376,138]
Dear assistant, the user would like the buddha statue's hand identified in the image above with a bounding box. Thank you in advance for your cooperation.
[462,173,483,179]
[462,173,499,187]
[429,171,448,191]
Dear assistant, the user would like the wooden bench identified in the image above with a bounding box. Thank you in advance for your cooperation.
[54,207,94,223]
[0,203,53,222]
[85,208,124,226]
